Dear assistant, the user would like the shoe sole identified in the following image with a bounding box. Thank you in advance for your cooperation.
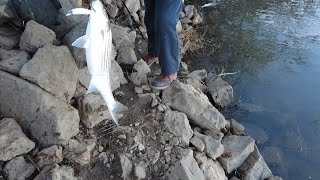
[150,83,171,90]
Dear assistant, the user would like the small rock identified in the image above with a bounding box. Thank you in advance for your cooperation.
[125,0,141,13]
[194,152,207,165]
[165,153,205,180]
[4,156,35,180]
[200,158,228,180]
[33,164,75,180]
[131,72,148,86]
[111,24,136,49]
[141,84,151,91]
[134,164,146,179]
[0,118,35,161]
[194,132,224,160]
[176,21,183,33]
[117,134,127,140]
[138,144,145,151]
[169,137,180,146]
[133,59,151,74]
[98,152,109,164]
[19,44,79,102]
[190,136,205,152]
[218,135,255,174]
[184,5,195,19]
[19,20,56,53]
[157,104,166,112]
[188,69,207,81]
[78,94,112,128]
[207,76,234,107]
[117,45,137,65]
[106,3,119,18]
[230,119,244,135]
[204,129,224,142]
[36,145,63,168]
[0,51,30,75]
[135,87,144,94]
[64,139,96,166]
[184,78,208,93]
[192,12,203,25]
[180,11,186,18]
[98,145,104,152]
[164,110,193,147]
[120,154,133,179]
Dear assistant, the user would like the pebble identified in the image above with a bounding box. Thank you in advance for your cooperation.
[169,137,180,146]
[98,145,104,152]
[151,99,158,108]
[134,87,144,94]
[117,134,127,140]
[141,85,151,91]
[138,144,145,151]
[114,91,125,96]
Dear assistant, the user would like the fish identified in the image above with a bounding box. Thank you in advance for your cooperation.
[66,0,128,125]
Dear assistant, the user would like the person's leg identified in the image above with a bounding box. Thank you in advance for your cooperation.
[144,0,158,57]
[155,0,181,76]
[150,0,182,90]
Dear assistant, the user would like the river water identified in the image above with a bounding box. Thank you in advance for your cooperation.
[187,0,320,179]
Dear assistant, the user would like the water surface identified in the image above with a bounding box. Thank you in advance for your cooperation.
[188,0,320,179]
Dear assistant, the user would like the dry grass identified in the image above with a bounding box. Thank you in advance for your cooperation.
[180,26,221,56]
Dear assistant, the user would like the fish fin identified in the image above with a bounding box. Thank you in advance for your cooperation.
[109,101,128,125]
[86,80,99,94]
[201,3,215,8]
[72,35,90,48]
[66,8,91,16]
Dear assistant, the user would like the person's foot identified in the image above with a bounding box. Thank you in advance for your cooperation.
[150,73,177,90]
[143,54,158,66]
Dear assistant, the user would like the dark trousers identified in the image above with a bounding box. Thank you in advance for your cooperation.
[144,0,182,76]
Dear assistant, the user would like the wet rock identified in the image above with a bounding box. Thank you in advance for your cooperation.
[0,51,30,75]
[0,118,35,161]
[204,129,224,142]
[20,20,56,53]
[117,45,137,65]
[106,4,119,18]
[184,5,195,19]
[164,110,193,147]
[218,135,255,174]
[162,80,227,130]
[120,154,133,179]
[78,94,112,128]
[36,145,63,168]
[207,77,234,107]
[64,139,96,166]
[190,136,205,152]
[200,158,227,180]
[238,146,272,180]
[20,44,79,102]
[184,78,208,93]
[230,119,244,135]
[0,71,80,146]
[188,69,207,81]
[78,60,127,91]
[34,164,75,180]
[194,132,224,160]
[165,152,205,180]
[133,59,151,74]
[3,156,35,180]
[131,72,148,86]
[0,27,20,50]
[134,164,146,179]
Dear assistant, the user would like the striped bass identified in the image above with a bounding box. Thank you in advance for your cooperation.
[66,0,127,124]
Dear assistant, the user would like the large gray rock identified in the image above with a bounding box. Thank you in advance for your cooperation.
[164,110,193,147]
[0,70,80,146]
[0,51,30,75]
[36,145,63,169]
[0,26,20,50]
[19,20,56,53]
[200,158,227,180]
[238,146,273,180]
[165,152,205,180]
[218,135,255,174]
[162,80,227,130]
[78,94,112,128]
[34,164,75,180]
[78,60,127,91]
[207,77,234,107]
[3,156,36,180]
[0,118,35,161]
[117,45,137,65]
[20,44,79,102]
[194,132,224,160]
[133,59,151,74]
[110,24,136,48]
[120,154,133,179]
[130,72,148,86]
[64,139,96,166]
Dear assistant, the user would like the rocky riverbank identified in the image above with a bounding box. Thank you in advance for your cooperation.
[0,0,282,179]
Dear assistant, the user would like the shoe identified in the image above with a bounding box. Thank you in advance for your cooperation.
[150,73,177,90]
[143,54,158,66]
